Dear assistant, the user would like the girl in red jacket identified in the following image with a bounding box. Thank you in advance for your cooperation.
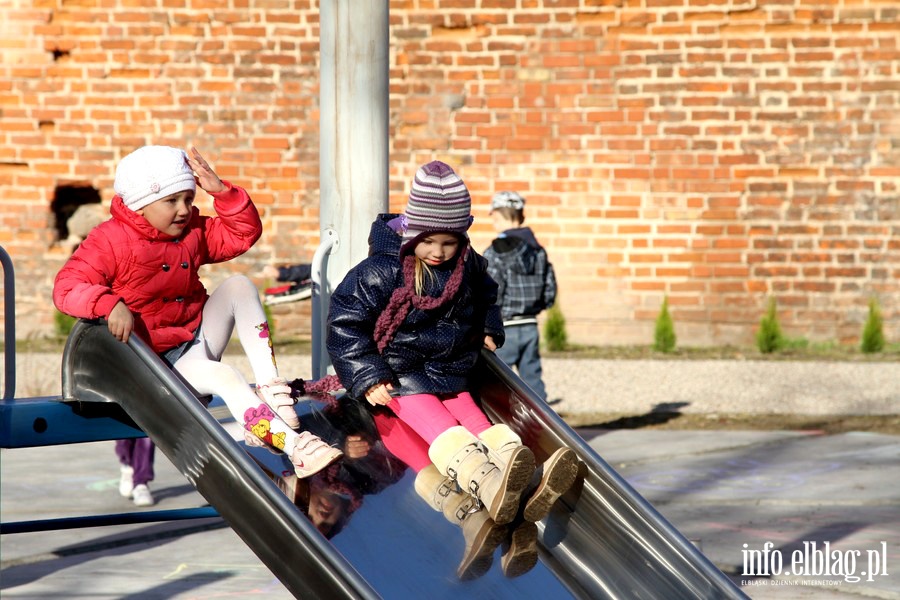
[53,145,342,481]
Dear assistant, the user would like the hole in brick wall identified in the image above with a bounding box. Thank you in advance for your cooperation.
[50,48,69,61]
[50,184,102,246]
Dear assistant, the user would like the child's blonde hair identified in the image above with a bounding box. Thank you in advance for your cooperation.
[414,258,434,296]
[373,250,469,354]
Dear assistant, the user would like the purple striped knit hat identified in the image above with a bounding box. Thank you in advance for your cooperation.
[401,161,473,253]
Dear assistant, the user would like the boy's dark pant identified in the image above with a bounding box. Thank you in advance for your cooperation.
[496,323,547,401]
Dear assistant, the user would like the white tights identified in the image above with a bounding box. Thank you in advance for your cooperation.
[173,275,299,454]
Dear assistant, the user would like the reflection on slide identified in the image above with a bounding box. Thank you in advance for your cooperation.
[63,320,747,599]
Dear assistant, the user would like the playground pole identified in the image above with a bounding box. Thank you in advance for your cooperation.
[314,1,390,378]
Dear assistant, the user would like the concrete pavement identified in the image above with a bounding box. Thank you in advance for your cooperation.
[2,427,897,598]
[1,355,898,598]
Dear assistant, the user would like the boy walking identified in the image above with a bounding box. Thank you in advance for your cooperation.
[483,191,557,401]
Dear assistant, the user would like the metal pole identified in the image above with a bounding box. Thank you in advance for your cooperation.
[0,246,16,400]
[316,0,389,378]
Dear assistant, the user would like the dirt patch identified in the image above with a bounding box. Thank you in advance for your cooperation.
[560,411,900,435]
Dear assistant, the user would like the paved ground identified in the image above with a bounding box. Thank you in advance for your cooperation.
[2,354,898,599]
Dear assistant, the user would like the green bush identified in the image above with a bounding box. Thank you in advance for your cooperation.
[54,311,77,339]
[653,296,676,353]
[756,298,784,354]
[543,304,568,352]
[861,298,885,354]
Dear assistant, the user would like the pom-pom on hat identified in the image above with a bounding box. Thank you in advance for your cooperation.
[401,160,473,250]
[490,190,526,212]
[114,145,197,212]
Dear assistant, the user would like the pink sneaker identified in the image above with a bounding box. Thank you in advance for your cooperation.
[291,431,343,478]
[257,377,299,429]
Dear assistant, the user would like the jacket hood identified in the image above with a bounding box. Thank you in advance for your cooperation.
[502,227,540,248]
[367,214,404,258]
[488,228,543,275]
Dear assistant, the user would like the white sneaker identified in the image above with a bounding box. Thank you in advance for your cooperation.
[132,484,155,507]
[257,377,300,429]
[119,466,134,498]
[291,431,343,478]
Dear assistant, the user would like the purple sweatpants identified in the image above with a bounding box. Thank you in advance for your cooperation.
[115,438,155,486]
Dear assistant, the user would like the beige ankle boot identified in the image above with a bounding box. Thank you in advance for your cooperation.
[522,447,579,522]
[415,465,507,581]
[477,424,536,483]
[479,424,578,523]
[501,521,539,578]
[428,426,531,525]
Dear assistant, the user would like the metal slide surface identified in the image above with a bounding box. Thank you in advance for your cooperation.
[62,320,747,599]
[61,320,378,600]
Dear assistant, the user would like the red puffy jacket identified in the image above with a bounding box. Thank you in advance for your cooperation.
[53,182,262,353]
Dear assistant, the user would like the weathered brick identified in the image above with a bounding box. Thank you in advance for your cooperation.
[0,0,896,346]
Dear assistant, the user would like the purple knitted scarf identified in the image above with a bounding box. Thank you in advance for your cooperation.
[372,248,469,353]
[299,245,469,397]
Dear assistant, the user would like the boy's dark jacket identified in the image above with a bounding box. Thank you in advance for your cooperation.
[327,214,505,400]
[483,226,557,320]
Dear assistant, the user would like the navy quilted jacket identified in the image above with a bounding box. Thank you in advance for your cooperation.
[326,214,505,400]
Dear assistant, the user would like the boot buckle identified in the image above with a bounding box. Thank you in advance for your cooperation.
[437,480,454,498]
[457,497,481,519]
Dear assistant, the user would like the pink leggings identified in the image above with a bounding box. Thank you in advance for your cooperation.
[374,392,492,473]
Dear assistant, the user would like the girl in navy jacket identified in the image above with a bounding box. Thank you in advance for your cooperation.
[327,161,575,529]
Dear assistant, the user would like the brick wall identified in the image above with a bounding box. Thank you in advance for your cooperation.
[1,0,898,348]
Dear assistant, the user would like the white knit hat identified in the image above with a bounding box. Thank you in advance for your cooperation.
[114,146,197,211]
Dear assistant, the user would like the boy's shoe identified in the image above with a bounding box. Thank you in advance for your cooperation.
[264,280,313,305]
[257,377,300,429]
[119,466,134,498]
[131,484,155,507]
[291,431,343,478]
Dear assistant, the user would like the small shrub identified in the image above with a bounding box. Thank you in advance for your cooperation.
[861,298,885,354]
[653,296,676,353]
[543,304,568,352]
[756,298,784,354]
[54,310,77,339]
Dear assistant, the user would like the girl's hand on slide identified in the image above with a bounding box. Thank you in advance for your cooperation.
[107,301,134,343]
[365,382,394,406]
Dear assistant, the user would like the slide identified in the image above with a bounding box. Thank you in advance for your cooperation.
[60,320,747,599]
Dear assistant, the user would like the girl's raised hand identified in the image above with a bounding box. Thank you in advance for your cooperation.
[187,147,226,194]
